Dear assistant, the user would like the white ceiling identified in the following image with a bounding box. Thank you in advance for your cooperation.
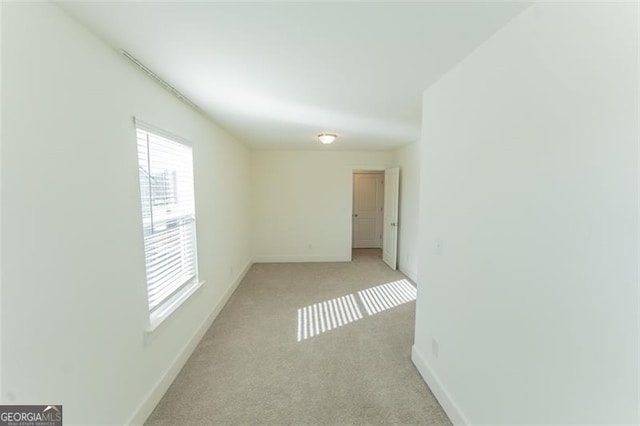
[59,1,530,151]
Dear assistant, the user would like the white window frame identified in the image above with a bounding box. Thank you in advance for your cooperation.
[134,118,203,332]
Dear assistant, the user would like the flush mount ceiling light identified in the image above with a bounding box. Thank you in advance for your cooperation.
[317,133,337,144]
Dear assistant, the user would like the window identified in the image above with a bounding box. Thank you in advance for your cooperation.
[136,121,200,329]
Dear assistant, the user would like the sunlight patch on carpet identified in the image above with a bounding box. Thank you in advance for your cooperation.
[297,279,417,342]
[358,279,417,315]
[297,295,362,341]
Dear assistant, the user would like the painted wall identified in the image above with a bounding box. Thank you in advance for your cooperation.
[393,142,420,282]
[412,2,638,424]
[0,1,4,401]
[1,3,251,424]
[251,150,393,262]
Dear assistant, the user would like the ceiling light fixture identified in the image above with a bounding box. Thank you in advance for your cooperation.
[318,133,337,144]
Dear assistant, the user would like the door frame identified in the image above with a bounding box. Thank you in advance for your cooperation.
[348,167,388,261]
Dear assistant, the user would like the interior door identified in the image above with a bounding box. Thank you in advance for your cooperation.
[382,167,400,269]
[352,173,384,248]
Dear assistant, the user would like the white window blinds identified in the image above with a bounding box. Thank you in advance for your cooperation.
[136,125,198,316]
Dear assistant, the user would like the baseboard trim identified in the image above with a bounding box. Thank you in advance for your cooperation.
[411,345,469,426]
[399,265,418,283]
[126,260,253,425]
[253,254,350,263]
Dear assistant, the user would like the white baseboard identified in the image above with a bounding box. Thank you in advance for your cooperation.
[253,254,350,263]
[411,345,469,426]
[126,260,253,425]
[399,265,418,283]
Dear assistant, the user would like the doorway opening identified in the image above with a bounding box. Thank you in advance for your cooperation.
[352,248,383,261]
[352,171,384,253]
[350,168,400,270]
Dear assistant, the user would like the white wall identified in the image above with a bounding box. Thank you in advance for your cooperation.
[393,142,420,282]
[0,1,3,401]
[412,3,638,424]
[1,3,251,424]
[251,150,392,262]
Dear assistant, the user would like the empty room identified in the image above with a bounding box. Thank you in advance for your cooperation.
[1,1,639,425]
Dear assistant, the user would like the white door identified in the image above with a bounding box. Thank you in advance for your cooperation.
[382,167,400,269]
[352,173,384,248]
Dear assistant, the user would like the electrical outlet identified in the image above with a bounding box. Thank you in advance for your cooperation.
[432,338,439,358]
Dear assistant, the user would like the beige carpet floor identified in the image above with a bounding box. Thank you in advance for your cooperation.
[145,249,451,425]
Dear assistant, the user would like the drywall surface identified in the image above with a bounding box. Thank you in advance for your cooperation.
[393,142,420,282]
[1,3,251,424]
[414,2,638,424]
[251,150,392,262]
[0,1,3,401]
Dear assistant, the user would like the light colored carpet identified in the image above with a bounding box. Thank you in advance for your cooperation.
[145,250,451,425]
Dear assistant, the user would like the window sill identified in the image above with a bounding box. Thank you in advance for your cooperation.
[145,280,205,334]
